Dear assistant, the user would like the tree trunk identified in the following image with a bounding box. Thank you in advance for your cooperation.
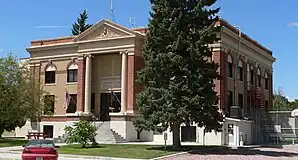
[172,122,181,148]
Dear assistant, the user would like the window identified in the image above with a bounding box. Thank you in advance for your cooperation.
[67,63,78,83]
[43,125,53,138]
[227,55,233,78]
[265,100,269,111]
[91,93,95,113]
[257,68,261,87]
[44,95,55,114]
[265,72,269,90]
[238,60,243,81]
[45,65,56,84]
[238,93,243,108]
[67,94,77,113]
[227,91,233,115]
[250,69,254,84]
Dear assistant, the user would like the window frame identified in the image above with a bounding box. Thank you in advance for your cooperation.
[45,71,56,84]
[67,69,78,83]
[44,95,55,115]
[66,94,77,113]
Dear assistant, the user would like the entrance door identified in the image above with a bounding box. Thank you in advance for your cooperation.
[43,125,53,138]
[99,92,121,121]
[181,126,196,142]
[100,93,110,121]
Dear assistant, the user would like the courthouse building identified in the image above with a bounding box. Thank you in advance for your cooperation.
[16,19,275,146]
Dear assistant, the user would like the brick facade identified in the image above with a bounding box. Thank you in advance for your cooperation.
[76,58,85,112]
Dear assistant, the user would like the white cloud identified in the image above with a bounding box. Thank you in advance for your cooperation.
[0,48,3,52]
[35,25,68,29]
[288,22,298,27]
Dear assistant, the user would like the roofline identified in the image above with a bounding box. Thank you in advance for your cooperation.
[217,19,272,55]
[31,36,75,43]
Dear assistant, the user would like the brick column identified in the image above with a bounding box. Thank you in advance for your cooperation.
[268,72,273,110]
[127,54,134,113]
[212,51,222,112]
[76,57,85,113]
[220,51,227,114]
[243,60,247,116]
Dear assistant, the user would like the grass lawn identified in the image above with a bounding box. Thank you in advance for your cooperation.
[58,144,221,159]
[0,138,27,147]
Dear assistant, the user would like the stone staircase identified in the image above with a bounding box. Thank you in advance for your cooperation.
[94,122,126,144]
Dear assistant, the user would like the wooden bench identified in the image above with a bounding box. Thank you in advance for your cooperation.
[26,132,47,139]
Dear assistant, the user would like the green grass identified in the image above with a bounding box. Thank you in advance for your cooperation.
[0,138,27,147]
[58,144,221,159]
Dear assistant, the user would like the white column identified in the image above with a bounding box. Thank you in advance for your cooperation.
[120,51,128,113]
[84,54,92,114]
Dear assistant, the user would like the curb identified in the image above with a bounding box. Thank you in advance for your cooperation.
[150,151,188,160]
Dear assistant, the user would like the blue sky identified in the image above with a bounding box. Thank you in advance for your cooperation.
[0,0,296,98]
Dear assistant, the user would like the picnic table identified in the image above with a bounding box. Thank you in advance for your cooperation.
[26,132,47,139]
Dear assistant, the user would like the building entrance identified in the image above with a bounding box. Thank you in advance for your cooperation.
[99,92,121,121]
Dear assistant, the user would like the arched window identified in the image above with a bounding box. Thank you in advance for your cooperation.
[237,60,243,81]
[250,65,254,84]
[67,63,78,83]
[227,54,233,78]
[257,68,261,87]
[45,64,56,84]
[264,72,269,90]
[247,63,250,83]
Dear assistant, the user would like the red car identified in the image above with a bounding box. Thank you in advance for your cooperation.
[21,139,59,160]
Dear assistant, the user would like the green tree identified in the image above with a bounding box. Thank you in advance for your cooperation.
[0,54,52,137]
[64,120,98,148]
[272,88,296,111]
[134,0,222,148]
[72,9,93,35]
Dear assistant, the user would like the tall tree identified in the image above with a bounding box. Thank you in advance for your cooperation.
[134,0,222,148]
[0,54,52,137]
[72,9,93,35]
[272,88,297,111]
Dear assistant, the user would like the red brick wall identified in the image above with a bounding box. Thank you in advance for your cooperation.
[76,58,85,112]
[133,56,145,112]
[127,55,145,113]
[127,55,135,112]
[31,37,74,46]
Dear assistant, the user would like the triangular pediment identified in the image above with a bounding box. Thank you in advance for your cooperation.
[74,19,138,42]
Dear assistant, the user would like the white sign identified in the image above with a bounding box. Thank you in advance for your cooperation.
[274,125,281,133]
[100,78,121,90]
[164,133,168,141]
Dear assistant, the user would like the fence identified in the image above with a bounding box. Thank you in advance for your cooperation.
[267,110,298,144]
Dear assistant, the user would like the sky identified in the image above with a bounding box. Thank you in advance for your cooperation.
[0,0,296,99]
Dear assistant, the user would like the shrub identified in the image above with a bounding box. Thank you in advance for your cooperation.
[64,120,98,148]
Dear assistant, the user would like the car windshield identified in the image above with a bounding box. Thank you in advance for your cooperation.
[25,140,55,148]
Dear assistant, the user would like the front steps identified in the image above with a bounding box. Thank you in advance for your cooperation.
[94,122,126,143]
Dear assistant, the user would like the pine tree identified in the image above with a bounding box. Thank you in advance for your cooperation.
[134,0,223,148]
[72,9,93,35]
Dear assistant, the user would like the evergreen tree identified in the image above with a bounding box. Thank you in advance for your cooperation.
[72,9,93,35]
[134,0,222,148]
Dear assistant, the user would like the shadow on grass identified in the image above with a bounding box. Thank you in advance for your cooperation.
[62,144,106,149]
[189,147,298,158]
